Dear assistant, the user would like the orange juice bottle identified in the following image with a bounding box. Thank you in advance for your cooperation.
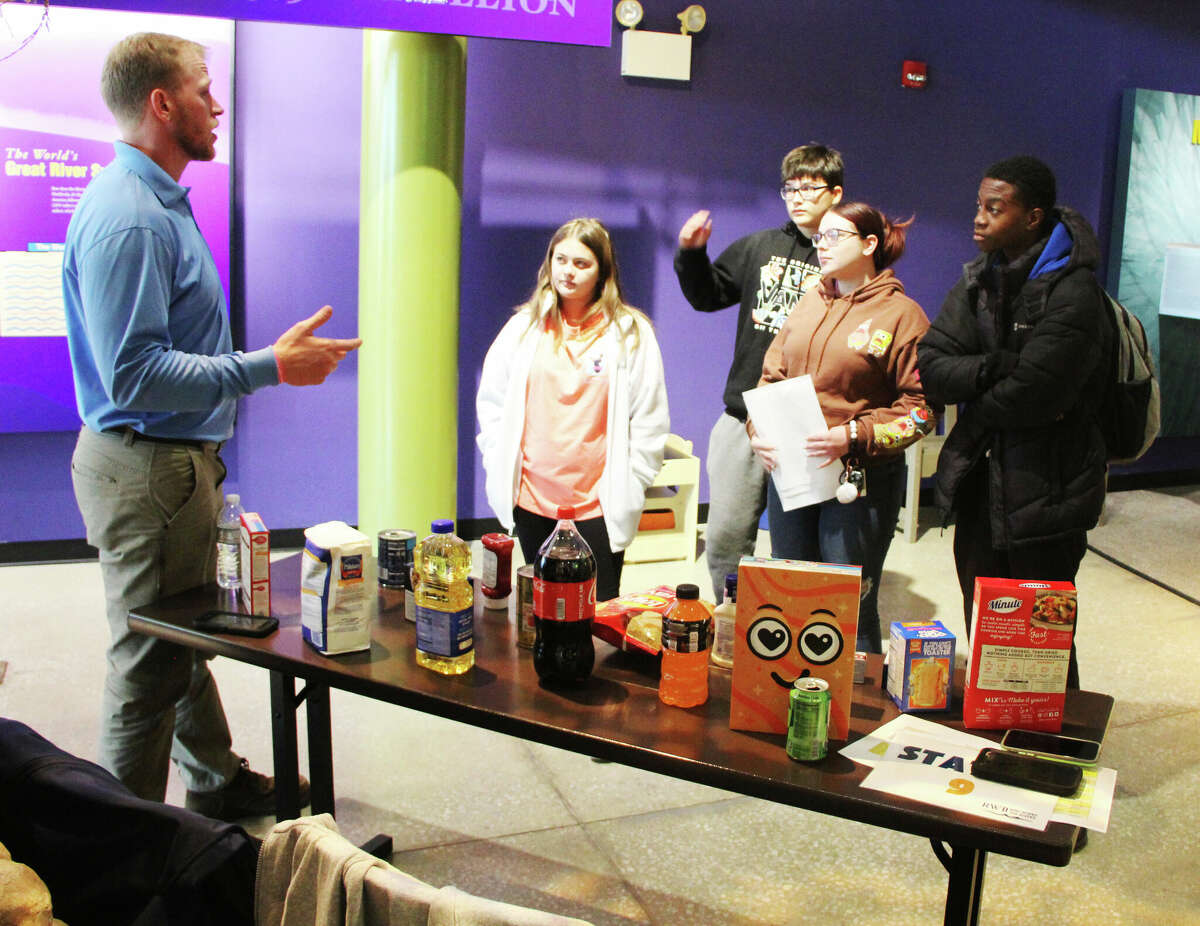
[659,584,711,708]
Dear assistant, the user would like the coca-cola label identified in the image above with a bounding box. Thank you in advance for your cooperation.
[533,577,595,622]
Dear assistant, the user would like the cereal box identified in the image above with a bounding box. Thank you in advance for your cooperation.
[730,557,860,740]
[239,512,271,617]
[962,577,1077,732]
[887,620,954,712]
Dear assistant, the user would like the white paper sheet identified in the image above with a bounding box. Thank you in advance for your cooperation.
[841,714,1116,832]
[1049,766,1117,833]
[860,761,1058,830]
[839,714,997,771]
[742,375,841,510]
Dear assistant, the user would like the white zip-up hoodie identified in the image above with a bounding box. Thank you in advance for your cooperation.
[476,308,669,551]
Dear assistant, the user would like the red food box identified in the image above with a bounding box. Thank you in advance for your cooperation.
[962,577,1077,732]
[239,512,271,616]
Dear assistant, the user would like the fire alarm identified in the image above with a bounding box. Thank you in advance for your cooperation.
[901,60,927,89]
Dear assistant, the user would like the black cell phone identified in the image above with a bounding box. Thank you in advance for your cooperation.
[971,747,1083,797]
[1001,729,1101,766]
[194,610,278,638]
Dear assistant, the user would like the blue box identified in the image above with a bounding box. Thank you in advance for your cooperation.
[886,620,955,712]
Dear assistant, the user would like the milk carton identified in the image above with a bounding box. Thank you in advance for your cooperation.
[301,520,372,655]
[887,620,955,712]
[239,512,271,616]
[962,578,1076,731]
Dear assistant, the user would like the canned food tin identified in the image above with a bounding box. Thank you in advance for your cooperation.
[786,677,831,762]
[516,564,536,649]
[378,529,416,588]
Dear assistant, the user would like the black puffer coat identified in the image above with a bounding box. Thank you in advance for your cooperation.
[916,207,1111,548]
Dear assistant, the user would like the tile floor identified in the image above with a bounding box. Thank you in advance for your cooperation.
[1,501,1198,924]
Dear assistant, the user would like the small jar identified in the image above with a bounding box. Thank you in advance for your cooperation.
[480,532,515,609]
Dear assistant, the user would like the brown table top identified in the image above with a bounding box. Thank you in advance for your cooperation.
[129,553,1113,867]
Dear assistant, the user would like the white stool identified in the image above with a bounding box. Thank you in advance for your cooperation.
[623,433,700,563]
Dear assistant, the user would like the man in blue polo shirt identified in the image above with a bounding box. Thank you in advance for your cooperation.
[62,32,361,820]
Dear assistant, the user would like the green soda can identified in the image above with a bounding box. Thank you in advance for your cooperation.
[786,677,831,762]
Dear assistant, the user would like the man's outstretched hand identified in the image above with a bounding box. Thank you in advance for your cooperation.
[273,306,362,386]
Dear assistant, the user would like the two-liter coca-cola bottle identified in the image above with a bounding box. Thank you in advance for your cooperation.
[532,506,596,685]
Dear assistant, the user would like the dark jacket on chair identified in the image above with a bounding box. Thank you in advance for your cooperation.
[0,718,258,926]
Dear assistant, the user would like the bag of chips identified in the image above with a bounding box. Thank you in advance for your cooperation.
[593,585,681,656]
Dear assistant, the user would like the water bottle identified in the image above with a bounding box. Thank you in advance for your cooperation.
[533,506,596,685]
[413,519,475,675]
[215,493,244,589]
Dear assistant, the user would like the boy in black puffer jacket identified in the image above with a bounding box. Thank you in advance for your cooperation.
[917,156,1112,689]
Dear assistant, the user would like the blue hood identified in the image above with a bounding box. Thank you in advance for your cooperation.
[1029,219,1073,279]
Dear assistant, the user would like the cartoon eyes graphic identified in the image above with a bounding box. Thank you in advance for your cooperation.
[745,616,845,666]
[796,620,843,665]
[746,615,791,660]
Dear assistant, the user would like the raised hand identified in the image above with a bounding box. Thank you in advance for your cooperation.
[678,209,714,250]
[273,306,362,386]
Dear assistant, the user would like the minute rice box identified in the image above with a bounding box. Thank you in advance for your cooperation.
[301,520,372,655]
[962,577,1077,732]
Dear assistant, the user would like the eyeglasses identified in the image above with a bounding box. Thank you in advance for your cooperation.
[779,183,829,201]
[810,228,861,246]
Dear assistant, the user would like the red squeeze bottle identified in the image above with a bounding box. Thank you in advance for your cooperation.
[480,532,514,609]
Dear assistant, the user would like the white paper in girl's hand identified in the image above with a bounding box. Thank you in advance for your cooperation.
[743,375,841,510]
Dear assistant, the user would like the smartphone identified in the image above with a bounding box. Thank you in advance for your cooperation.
[194,610,279,638]
[1001,729,1101,766]
[971,747,1083,797]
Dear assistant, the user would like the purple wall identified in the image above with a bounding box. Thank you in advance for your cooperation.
[229,22,363,530]
[456,0,1200,520]
[4,0,1200,544]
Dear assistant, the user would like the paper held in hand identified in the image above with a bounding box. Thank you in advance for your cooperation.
[743,375,841,511]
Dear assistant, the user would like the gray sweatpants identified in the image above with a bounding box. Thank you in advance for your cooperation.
[704,412,768,602]
[71,427,240,801]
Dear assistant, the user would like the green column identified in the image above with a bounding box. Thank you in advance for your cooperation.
[358,31,467,542]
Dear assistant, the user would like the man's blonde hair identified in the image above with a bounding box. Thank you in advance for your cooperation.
[101,32,205,127]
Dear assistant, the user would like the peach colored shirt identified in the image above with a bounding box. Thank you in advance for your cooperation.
[516,315,610,519]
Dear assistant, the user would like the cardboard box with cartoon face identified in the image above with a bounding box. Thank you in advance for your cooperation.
[731,558,861,740]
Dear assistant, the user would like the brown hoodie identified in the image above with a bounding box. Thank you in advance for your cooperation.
[758,268,933,459]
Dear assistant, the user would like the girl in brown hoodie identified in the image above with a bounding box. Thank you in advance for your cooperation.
[747,202,935,652]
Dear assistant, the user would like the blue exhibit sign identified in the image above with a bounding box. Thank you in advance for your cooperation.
[49,0,612,47]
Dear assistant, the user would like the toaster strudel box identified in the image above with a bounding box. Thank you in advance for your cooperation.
[962,577,1077,732]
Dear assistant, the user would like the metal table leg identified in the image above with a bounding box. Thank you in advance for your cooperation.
[303,680,335,815]
[932,839,986,926]
[269,671,302,821]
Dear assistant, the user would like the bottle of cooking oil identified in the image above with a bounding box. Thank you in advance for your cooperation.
[413,519,475,675]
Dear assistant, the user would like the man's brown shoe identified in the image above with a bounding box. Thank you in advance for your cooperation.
[185,758,310,822]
